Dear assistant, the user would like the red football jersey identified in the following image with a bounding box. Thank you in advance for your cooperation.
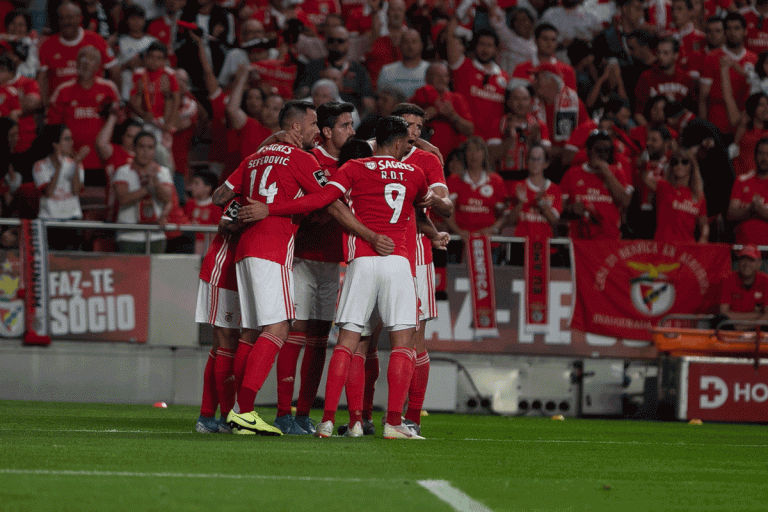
[730,171,768,244]
[672,25,707,74]
[402,147,448,266]
[198,199,241,292]
[701,47,758,134]
[634,65,694,116]
[0,83,20,119]
[509,178,562,238]
[301,0,341,27]
[293,146,346,263]
[131,66,180,121]
[653,179,706,243]
[38,29,114,94]
[450,57,509,142]
[226,143,326,266]
[720,271,768,313]
[9,74,40,153]
[447,171,508,233]
[634,155,669,210]
[47,77,120,169]
[560,163,633,240]
[409,85,473,159]
[511,58,578,90]
[266,155,430,265]
[741,6,768,55]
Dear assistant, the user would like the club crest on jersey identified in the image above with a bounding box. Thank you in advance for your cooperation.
[313,169,328,186]
[365,161,377,170]
[480,184,494,198]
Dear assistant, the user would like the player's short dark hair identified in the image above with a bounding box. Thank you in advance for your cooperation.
[391,103,425,118]
[144,41,168,56]
[338,139,373,166]
[375,116,410,147]
[535,23,558,39]
[724,12,747,28]
[134,130,156,146]
[279,100,316,130]
[316,101,355,131]
[648,125,671,141]
[0,54,17,73]
[193,169,218,191]
[657,36,680,53]
[471,28,499,50]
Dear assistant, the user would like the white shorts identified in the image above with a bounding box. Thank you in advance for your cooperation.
[293,258,340,322]
[236,257,294,329]
[195,280,241,328]
[416,262,438,322]
[335,255,418,332]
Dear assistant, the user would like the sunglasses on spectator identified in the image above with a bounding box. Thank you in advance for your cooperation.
[670,158,690,166]
[326,38,347,44]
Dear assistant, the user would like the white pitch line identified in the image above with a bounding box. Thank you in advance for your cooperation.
[0,469,371,483]
[418,480,494,512]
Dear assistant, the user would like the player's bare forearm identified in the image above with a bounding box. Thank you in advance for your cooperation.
[212,183,236,207]
[327,200,394,256]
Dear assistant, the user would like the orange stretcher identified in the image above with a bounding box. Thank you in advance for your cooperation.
[650,315,768,366]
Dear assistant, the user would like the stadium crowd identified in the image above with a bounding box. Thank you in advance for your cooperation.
[4,0,768,437]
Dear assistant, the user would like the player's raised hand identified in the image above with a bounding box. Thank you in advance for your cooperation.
[371,233,395,256]
[239,198,269,224]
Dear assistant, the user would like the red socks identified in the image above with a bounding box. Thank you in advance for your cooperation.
[320,345,353,424]
[214,347,235,417]
[296,335,329,416]
[236,332,284,413]
[233,338,254,393]
[200,350,218,417]
[405,350,430,424]
[362,349,379,421]
[345,352,366,426]
[386,347,415,425]
[275,332,305,417]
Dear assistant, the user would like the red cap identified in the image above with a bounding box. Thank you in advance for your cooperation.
[532,62,563,78]
[737,245,761,260]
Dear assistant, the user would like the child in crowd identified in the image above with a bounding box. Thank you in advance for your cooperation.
[183,169,222,255]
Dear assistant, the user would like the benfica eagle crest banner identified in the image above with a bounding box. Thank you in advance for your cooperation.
[570,241,731,340]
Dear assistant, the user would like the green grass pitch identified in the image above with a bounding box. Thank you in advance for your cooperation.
[1,400,767,512]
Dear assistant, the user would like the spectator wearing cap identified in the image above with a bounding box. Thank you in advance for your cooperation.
[511,23,577,90]
[530,61,588,170]
[728,137,768,244]
[560,130,633,240]
[487,2,537,75]
[719,245,768,324]
[446,21,509,143]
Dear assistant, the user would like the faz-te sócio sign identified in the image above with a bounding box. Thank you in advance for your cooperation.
[48,254,150,342]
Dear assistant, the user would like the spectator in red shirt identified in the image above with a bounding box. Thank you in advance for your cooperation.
[626,124,673,239]
[147,0,187,66]
[409,61,474,159]
[560,130,633,240]
[37,2,116,104]
[719,244,768,324]
[634,37,695,126]
[728,137,768,244]
[643,148,709,243]
[734,93,768,176]
[512,23,577,91]
[183,168,221,255]
[129,42,181,137]
[47,45,120,186]
[445,136,508,262]
[699,12,758,138]
[365,0,408,88]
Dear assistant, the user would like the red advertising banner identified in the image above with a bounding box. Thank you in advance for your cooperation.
[570,241,731,340]
[48,254,151,342]
[465,234,498,337]
[524,235,549,333]
[685,359,768,423]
